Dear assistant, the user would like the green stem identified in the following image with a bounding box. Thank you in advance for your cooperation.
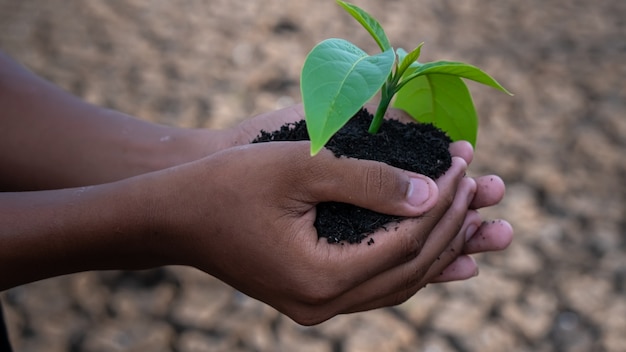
[368,83,394,134]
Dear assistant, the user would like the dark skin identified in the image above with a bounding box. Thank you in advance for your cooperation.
[0,51,512,325]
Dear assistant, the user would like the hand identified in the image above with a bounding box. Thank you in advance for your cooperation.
[378,107,513,282]
[228,104,308,145]
[192,104,511,303]
[428,141,513,283]
[140,141,475,325]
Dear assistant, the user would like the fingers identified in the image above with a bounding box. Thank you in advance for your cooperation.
[448,142,505,210]
[464,219,514,254]
[311,167,476,318]
[302,147,439,217]
[292,156,469,315]
[355,156,471,276]
[471,175,506,209]
[429,255,479,283]
[299,141,508,291]
[449,140,474,165]
[426,210,482,283]
[428,218,513,283]
[218,141,437,218]
[405,177,477,282]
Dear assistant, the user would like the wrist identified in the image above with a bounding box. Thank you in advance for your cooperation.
[65,180,167,270]
[124,162,213,268]
[150,126,236,167]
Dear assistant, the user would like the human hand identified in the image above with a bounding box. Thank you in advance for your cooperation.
[139,140,477,325]
[427,141,513,283]
[232,104,513,284]
[373,107,513,283]
[228,104,308,145]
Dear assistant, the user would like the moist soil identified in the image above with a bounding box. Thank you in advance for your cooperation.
[252,108,452,244]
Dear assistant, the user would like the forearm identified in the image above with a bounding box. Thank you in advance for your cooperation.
[0,178,162,290]
[0,51,233,190]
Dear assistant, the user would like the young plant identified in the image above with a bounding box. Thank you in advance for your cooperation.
[301,0,512,155]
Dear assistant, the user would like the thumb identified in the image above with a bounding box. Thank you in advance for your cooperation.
[304,148,439,217]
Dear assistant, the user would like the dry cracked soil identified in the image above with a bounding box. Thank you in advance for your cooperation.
[0,1,625,351]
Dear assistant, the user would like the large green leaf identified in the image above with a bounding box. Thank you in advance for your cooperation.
[402,61,512,95]
[301,39,395,155]
[393,74,479,146]
[336,0,392,51]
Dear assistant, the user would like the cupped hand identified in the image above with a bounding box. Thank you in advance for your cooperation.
[173,105,513,319]
[140,141,475,325]
[428,142,513,283]
[349,106,513,282]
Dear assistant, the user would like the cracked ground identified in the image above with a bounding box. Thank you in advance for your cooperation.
[1,0,625,351]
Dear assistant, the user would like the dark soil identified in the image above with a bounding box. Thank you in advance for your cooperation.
[252,108,452,244]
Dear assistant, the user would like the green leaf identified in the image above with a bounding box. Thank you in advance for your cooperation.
[396,44,424,77]
[301,39,395,155]
[403,61,512,95]
[393,74,479,146]
[336,0,392,51]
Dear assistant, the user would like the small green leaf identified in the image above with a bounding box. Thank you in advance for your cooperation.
[301,39,395,155]
[393,74,479,146]
[336,0,392,51]
[403,61,512,95]
[396,44,424,77]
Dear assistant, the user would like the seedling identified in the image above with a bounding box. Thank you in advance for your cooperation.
[301,0,512,155]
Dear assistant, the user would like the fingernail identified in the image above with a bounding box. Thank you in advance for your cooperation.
[407,176,432,206]
[465,177,477,206]
[465,223,478,241]
[467,256,479,277]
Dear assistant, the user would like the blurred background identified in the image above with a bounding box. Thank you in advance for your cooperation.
[0,0,624,351]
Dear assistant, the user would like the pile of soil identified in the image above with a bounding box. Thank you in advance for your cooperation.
[252,108,452,244]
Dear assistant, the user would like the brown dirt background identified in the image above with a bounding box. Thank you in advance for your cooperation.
[1,0,624,351]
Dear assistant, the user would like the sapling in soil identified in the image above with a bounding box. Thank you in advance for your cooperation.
[301,0,511,155]
[254,0,511,244]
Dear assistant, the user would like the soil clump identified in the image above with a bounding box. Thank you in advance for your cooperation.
[253,108,451,243]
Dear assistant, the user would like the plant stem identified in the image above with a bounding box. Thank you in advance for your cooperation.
[368,83,394,134]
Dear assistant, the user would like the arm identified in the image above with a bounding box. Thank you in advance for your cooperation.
[0,52,512,323]
[0,179,155,289]
[0,140,473,325]
[0,51,233,190]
